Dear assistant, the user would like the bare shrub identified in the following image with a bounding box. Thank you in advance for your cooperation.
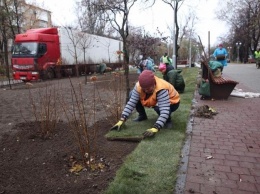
[95,72,126,124]
[28,83,62,138]
[59,77,103,170]
[25,74,127,172]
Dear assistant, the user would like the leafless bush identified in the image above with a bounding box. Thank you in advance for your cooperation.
[95,72,126,124]
[25,74,127,171]
[28,83,62,138]
[59,77,103,170]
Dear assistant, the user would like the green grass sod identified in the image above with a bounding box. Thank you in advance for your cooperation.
[105,67,198,194]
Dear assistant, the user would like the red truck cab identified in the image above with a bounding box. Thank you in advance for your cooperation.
[12,28,60,81]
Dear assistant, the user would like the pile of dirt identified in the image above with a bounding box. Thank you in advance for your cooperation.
[193,105,218,119]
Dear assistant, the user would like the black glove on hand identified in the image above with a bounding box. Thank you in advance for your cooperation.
[110,120,124,131]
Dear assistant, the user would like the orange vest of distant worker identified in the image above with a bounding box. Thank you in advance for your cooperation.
[136,76,180,107]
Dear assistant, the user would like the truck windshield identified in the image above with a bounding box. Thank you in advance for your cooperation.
[12,42,38,56]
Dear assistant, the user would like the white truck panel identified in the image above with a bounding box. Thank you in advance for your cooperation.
[58,27,122,64]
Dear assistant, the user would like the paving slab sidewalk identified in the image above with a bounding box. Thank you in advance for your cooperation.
[182,64,260,194]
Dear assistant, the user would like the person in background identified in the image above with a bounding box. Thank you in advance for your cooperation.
[158,63,185,93]
[135,55,144,74]
[135,55,155,73]
[254,48,260,69]
[213,44,228,72]
[142,56,155,72]
[160,53,172,65]
[110,70,180,137]
[160,53,174,72]
[96,62,107,74]
[147,56,154,66]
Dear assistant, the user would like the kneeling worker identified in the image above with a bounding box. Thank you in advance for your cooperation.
[158,63,185,93]
[110,70,180,138]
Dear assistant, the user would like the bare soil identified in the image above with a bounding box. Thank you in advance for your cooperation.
[0,73,139,194]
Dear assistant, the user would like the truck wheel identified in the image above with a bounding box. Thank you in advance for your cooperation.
[43,68,55,80]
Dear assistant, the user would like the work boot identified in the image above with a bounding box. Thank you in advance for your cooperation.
[165,121,173,129]
[133,115,148,122]
[165,117,173,129]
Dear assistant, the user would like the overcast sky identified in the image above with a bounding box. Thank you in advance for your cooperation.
[27,0,228,47]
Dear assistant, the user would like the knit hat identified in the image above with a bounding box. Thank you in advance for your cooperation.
[159,63,166,71]
[219,44,223,47]
[138,70,155,88]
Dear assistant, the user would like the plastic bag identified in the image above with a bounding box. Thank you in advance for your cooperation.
[199,79,210,96]
[213,68,221,77]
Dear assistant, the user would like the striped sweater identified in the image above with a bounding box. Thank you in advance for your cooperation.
[121,85,171,129]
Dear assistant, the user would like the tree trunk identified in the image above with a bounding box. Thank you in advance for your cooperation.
[123,38,130,104]
[2,20,11,89]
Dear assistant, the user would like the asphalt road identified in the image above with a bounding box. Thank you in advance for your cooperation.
[223,63,260,93]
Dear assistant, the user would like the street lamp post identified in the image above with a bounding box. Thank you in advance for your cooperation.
[188,30,192,68]
[196,44,200,62]
[227,46,232,62]
[172,9,176,69]
[236,42,242,63]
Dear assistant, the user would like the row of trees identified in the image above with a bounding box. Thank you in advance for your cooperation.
[73,0,201,64]
[3,0,259,69]
[67,0,189,97]
[7,0,258,80]
[217,0,260,62]
[1,0,200,74]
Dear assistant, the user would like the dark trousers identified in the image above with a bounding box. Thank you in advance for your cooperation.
[153,102,180,122]
[135,99,180,122]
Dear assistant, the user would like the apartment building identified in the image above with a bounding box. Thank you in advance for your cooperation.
[19,0,52,32]
[0,0,52,32]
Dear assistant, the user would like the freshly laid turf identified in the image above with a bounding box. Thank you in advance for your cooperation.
[105,67,198,194]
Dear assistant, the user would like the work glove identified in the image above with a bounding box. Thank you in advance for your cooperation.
[143,127,158,138]
[110,120,124,131]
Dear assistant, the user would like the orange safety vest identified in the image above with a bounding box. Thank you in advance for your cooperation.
[136,76,180,107]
